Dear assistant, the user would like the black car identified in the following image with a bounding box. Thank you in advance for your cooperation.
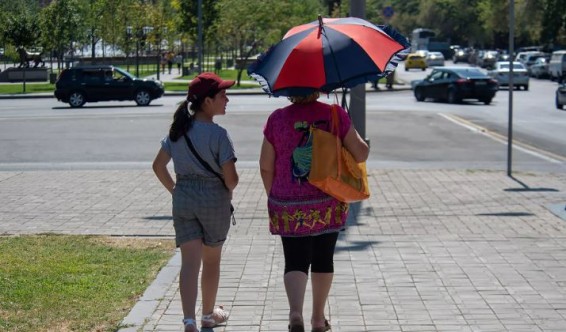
[54,65,164,107]
[453,48,470,63]
[412,67,499,105]
[556,83,566,110]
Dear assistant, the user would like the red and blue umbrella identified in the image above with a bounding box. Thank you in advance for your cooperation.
[248,16,410,97]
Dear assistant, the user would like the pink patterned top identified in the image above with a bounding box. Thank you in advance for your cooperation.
[263,101,352,237]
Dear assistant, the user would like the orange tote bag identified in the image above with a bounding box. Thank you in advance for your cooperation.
[308,105,370,203]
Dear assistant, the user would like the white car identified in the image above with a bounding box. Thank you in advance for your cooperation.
[426,51,445,67]
[488,61,530,90]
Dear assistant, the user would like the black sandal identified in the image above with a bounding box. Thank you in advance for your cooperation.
[289,324,305,332]
[311,319,331,332]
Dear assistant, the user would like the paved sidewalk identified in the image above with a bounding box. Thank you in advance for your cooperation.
[2,168,566,331]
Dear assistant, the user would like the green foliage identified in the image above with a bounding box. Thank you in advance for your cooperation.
[174,0,218,44]
[39,0,86,58]
[0,3,41,48]
[2,0,565,63]
[541,0,566,46]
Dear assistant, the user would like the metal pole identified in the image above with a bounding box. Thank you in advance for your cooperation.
[349,0,367,143]
[197,0,203,74]
[507,0,514,177]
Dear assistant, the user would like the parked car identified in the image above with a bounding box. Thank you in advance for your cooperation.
[449,45,461,60]
[468,49,484,66]
[556,83,566,110]
[54,65,164,108]
[426,51,445,67]
[497,53,511,62]
[404,53,427,71]
[529,56,550,78]
[515,51,540,64]
[480,50,499,69]
[411,67,498,104]
[523,52,548,74]
[488,61,530,90]
[453,48,470,63]
[549,50,566,82]
[415,49,429,58]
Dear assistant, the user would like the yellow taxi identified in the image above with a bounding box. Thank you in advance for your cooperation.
[404,53,427,71]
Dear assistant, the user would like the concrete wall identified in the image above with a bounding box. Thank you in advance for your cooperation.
[0,67,48,82]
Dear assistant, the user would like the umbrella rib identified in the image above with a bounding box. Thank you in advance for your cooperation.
[322,27,344,88]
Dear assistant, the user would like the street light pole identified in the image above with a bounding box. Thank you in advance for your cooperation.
[507,0,515,177]
[198,0,203,74]
[349,0,367,143]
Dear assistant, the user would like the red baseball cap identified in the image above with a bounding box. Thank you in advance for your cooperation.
[187,72,235,102]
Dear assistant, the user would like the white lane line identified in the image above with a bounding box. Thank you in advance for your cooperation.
[439,113,564,164]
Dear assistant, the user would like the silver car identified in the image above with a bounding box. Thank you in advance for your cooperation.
[488,61,530,90]
[530,57,550,78]
[426,51,445,67]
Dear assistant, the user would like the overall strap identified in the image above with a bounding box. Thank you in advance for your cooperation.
[183,133,228,190]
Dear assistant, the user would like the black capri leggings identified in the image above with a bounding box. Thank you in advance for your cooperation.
[281,232,339,275]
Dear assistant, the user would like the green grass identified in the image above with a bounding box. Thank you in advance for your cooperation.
[0,83,55,94]
[0,235,175,332]
[163,81,259,91]
[0,68,260,94]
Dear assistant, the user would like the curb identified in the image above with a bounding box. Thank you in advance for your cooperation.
[117,250,181,332]
[0,86,412,100]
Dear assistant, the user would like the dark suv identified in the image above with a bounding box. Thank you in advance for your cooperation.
[54,65,164,107]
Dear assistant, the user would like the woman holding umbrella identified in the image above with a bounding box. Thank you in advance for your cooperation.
[251,16,408,331]
[259,91,369,332]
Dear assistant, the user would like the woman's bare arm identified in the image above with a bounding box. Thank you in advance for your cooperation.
[259,138,276,194]
[342,125,370,162]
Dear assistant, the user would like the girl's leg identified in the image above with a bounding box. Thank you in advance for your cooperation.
[179,239,203,323]
[201,244,223,315]
[310,232,339,328]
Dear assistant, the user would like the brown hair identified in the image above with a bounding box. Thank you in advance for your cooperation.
[168,88,220,142]
[288,92,320,104]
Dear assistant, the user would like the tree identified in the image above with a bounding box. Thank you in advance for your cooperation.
[39,0,87,69]
[541,0,566,48]
[0,1,41,51]
[172,0,218,63]
[215,0,324,85]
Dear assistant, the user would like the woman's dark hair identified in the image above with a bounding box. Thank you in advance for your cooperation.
[169,88,220,141]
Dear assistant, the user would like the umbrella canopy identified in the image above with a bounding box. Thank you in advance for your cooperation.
[248,16,410,97]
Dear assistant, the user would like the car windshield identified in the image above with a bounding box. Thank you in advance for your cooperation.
[115,68,136,79]
[499,63,525,70]
[451,68,488,79]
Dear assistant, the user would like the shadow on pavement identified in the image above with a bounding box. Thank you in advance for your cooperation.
[144,215,172,221]
[505,175,559,192]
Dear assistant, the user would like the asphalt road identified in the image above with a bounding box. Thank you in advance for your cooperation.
[0,100,564,174]
[0,62,564,173]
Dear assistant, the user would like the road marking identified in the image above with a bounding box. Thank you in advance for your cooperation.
[439,113,565,164]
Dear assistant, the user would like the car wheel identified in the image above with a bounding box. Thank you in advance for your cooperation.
[422,68,426,71]
[482,98,492,105]
[414,88,425,102]
[524,85,529,91]
[135,90,151,106]
[557,95,564,110]
[447,89,460,104]
[68,91,86,108]
[405,67,408,71]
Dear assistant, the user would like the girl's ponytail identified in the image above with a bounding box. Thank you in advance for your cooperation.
[169,100,192,142]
